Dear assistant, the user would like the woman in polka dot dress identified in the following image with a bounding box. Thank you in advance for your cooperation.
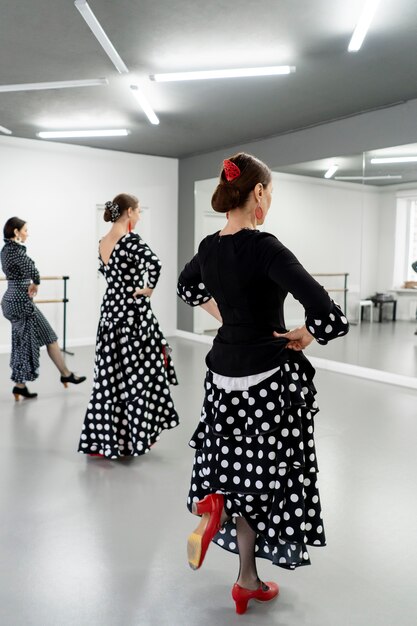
[178,153,349,615]
[1,217,86,400]
[78,194,179,459]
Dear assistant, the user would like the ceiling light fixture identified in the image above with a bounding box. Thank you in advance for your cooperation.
[74,0,129,74]
[335,175,403,181]
[37,129,130,139]
[149,65,296,82]
[0,125,12,135]
[130,85,159,125]
[348,0,382,52]
[0,78,108,93]
[324,164,339,179]
[371,156,417,164]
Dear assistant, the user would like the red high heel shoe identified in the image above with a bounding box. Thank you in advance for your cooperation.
[232,580,279,615]
[187,493,224,570]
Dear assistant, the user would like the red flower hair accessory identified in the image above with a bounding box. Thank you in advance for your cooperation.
[223,159,241,182]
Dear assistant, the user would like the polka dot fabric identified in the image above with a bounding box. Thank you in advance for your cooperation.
[306,301,349,344]
[1,239,58,383]
[187,361,325,570]
[78,233,179,459]
[177,278,211,307]
[178,230,350,571]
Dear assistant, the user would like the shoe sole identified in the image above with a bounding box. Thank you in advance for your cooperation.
[187,532,203,570]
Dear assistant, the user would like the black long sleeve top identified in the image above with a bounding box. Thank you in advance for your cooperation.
[178,229,349,377]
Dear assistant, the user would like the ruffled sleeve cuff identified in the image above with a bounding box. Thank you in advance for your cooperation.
[177,278,212,307]
[146,260,162,289]
[306,300,349,344]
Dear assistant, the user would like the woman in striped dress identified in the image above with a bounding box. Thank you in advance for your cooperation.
[1,217,86,400]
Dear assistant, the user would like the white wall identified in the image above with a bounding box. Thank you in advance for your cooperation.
[0,136,178,351]
[194,172,385,326]
[269,172,376,323]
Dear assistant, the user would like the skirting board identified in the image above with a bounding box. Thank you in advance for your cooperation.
[175,329,417,390]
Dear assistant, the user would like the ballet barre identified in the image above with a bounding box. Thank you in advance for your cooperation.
[0,275,72,355]
[311,273,349,312]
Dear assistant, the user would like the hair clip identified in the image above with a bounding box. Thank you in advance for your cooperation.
[105,201,120,222]
[223,159,241,182]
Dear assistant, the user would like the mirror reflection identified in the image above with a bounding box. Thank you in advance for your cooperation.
[194,143,417,378]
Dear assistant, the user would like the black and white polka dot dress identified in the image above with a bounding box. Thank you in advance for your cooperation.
[178,229,349,570]
[1,239,58,383]
[78,233,179,459]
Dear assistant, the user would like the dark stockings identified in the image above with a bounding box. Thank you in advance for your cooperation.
[236,517,260,590]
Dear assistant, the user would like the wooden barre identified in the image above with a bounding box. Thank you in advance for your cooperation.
[34,299,67,304]
[0,275,68,281]
[312,273,349,277]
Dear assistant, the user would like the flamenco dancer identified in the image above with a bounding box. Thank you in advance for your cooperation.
[177,154,349,614]
[78,193,179,459]
[1,217,86,400]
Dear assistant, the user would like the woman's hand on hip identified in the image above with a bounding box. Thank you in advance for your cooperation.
[28,284,38,299]
[133,287,154,299]
[273,325,314,351]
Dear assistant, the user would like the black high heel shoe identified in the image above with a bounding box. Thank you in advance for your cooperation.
[13,386,38,401]
[60,372,87,388]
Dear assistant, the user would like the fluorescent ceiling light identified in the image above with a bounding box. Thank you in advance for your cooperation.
[0,78,108,93]
[335,175,403,181]
[324,164,339,179]
[150,65,296,82]
[371,156,417,164]
[74,0,129,74]
[37,129,129,139]
[348,0,382,52]
[130,85,159,125]
[0,125,12,135]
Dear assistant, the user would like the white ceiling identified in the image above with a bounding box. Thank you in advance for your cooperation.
[1,0,417,157]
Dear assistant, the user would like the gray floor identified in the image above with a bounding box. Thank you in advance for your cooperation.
[0,337,416,626]
[308,320,417,378]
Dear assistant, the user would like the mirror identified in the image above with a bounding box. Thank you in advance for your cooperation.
[194,143,417,379]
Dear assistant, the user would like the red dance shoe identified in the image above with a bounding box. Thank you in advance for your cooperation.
[232,580,279,615]
[187,494,224,570]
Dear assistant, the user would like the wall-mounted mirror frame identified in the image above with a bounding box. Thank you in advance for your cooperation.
[193,142,417,382]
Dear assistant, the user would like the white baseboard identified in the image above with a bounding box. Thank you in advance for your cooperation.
[308,356,417,390]
[174,330,417,390]
[174,329,213,345]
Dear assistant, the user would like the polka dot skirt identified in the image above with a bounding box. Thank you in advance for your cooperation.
[187,361,326,570]
[78,233,179,459]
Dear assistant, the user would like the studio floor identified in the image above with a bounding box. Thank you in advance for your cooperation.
[308,319,417,378]
[0,337,416,626]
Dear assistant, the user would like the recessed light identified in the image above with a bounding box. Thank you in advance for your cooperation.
[0,78,108,93]
[324,164,339,179]
[74,0,129,74]
[37,129,130,139]
[371,156,417,164]
[130,85,159,125]
[348,0,382,52]
[149,66,296,82]
[335,176,403,181]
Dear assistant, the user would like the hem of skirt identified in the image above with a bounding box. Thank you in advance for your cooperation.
[11,372,39,383]
[78,420,179,459]
[39,335,58,348]
[212,537,326,570]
